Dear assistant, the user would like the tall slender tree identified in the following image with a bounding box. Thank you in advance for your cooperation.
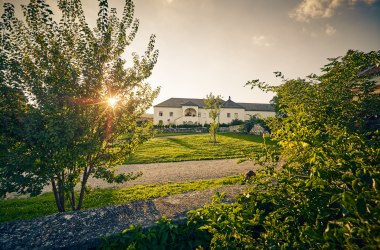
[0,0,159,212]
[204,93,222,145]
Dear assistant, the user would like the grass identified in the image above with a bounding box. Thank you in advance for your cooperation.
[0,175,241,223]
[127,132,275,164]
[154,131,207,137]
[0,133,271,223]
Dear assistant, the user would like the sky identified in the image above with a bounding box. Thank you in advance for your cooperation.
[5,0,380,113]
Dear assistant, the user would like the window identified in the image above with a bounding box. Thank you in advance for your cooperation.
[159,111,163,116]
[169,112,173,117]
[184,108,196,117]
[227,113,231,118]
[234,113,238,119]
[198,113,201,117]
[203,113,206,118]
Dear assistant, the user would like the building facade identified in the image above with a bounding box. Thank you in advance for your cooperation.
[153,97,275,125]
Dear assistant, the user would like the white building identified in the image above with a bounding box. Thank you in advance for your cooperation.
[153,97,275,125]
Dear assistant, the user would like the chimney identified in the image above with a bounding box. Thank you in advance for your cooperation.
[228,96,231,101]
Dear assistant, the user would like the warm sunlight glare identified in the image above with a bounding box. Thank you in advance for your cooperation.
[108,97,118,108]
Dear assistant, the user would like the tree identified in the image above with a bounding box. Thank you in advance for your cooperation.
[242,115,269,133]
[203,93,222,145]
[186,50,380,248]
[0,0,159,212]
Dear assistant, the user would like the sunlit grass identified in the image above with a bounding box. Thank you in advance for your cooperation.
[153,131,207,137]
[0,176,241,223]
[127,132,275,164]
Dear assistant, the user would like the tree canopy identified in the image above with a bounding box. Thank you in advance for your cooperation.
[0,0,159,211]
[102,50,380,249]
[199,49,380,248]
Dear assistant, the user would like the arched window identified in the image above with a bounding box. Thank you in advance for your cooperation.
[184,108,197,117]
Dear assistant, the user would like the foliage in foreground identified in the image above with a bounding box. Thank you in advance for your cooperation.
[0,0,159,212]
[102,50,380,249]
[100,217,211,250]
[0,176,241,223]
[197,50,380,249]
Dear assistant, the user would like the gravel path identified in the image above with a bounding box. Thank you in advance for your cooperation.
[1,159,260,249]
[7,158,258,198]
[1,185,249,249]
[80,158,259,190]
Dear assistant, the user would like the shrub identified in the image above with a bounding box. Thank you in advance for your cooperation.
[230,119,244,126]
[193,49,380,249]
[99,218,211,250]
[242,115,269,133]
[101,50,380,249]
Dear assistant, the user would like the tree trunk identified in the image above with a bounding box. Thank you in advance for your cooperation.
[51,179,65,212]
[76,167,90,210]
[57,172,65,212]
[69,190,76,211]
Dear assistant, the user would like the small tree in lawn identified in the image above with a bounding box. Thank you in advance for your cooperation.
[0,0,159,212]
[204,93,222,145]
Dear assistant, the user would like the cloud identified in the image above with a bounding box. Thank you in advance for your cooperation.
[252,35,272,47]
[290,0,377,22]
[324,24,337,35]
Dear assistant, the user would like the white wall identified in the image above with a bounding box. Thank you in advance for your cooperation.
[197,108,210,125]
[219,108,246,124]
[154,107,276,125]
[154,107,182,125]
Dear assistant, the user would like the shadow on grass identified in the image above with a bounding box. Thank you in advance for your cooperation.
[220,133,276,145]
[166,137,198,150]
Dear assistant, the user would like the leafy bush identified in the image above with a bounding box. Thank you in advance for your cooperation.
[219,123,229,127]
[242,115,269,133]
[154,124,208,129]
[101,50,380,249]
[230,119,244,126]
[99,218,211,250]
[192,50,380,249]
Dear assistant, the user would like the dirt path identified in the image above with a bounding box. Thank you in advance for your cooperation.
[7,158,258,198]
[72,158,259,190]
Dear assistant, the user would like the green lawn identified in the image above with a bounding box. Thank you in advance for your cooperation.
[0,176,241,223]
[153,131,207,137]
[0,133,271,223]
[127,132,274,164]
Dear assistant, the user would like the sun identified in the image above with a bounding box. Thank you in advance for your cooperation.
[107,97,119,108]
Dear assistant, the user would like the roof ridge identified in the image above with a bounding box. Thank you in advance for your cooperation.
[154,98,274,111]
